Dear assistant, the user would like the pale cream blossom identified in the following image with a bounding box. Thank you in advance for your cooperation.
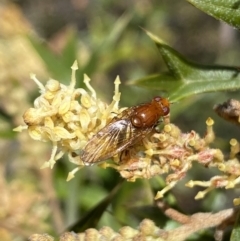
[14,61,122,176]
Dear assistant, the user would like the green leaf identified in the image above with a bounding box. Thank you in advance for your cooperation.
[27,35,72,83]
[28,13,131,88]
[66,180,123,232]
[187,0,240,29]
[112,180,154,224]
[128,72,181,92]
[230,210,240,241]
[129,30,240,102]
[61,29,79,68]
[79,12,132,77]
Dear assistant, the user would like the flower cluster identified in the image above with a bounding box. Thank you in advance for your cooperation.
[28,208,237,241]
[186,138,240,205]
[14,62,240,204]
[29,219,166,241]
[14,61,123,179]
[106,118,224,199]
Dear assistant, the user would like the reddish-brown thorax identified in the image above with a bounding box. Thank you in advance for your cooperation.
[130,96,170,128]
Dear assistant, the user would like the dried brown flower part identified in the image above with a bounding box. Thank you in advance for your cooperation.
[156,203,237,241]
[214,99,240,125]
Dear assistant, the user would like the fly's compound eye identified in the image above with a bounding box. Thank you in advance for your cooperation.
[163,106,170,115]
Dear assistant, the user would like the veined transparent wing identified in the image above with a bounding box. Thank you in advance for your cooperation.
[80,117,151,165]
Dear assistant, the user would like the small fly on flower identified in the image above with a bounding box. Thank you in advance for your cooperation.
[80,96,170,165]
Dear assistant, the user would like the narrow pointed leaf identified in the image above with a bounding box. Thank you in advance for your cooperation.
[62,29,78,68]
[129,31,240,102]
[79,12,132,77]
[128,72,181,91]
[187,0,240,29]
[27,35,71,83]
[66,180,123,232]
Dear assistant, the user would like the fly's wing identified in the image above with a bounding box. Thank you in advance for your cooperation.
[80,118,151,165]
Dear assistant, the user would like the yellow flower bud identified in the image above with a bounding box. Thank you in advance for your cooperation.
[28,126,43,140]
[45,79,60,92]
[54,127,76,139]
[58,96,71,115]
[23,108,43,125]
[79,109,91,133]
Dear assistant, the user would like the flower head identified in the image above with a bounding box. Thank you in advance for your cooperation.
[14,61,122,171]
